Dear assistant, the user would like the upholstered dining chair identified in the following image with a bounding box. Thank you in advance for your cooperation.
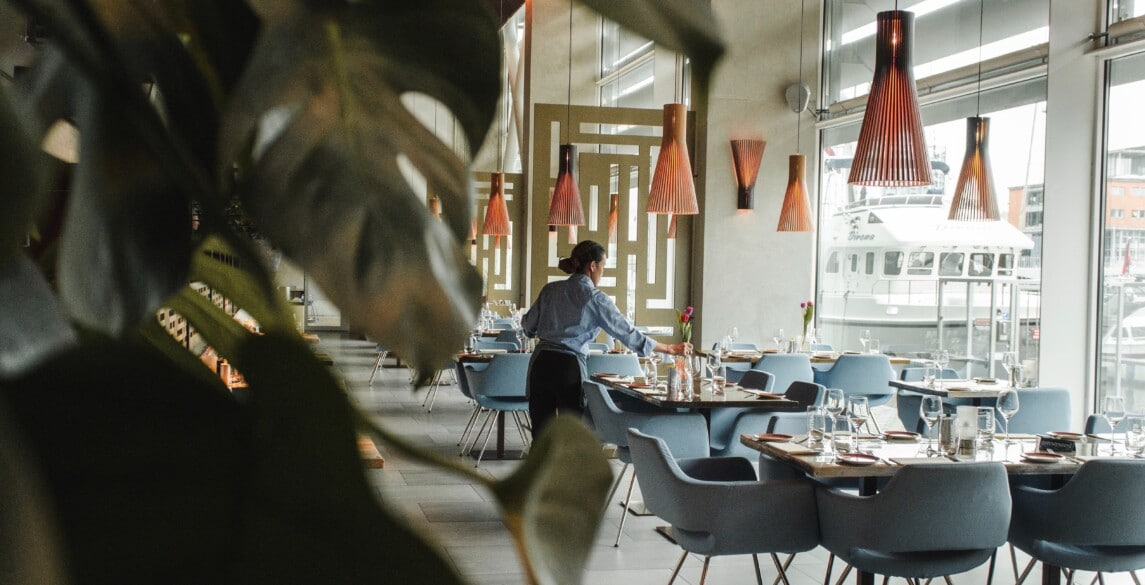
[1009,459,1145,585]
[462,353,531,467]
[494,329,523,347]
[751,354,814,396]
[817,462,1010,585]
[627,428,819,585]
[473,340,519,352]
[708,380,825,458]
[895,367,962,433]
[582,380,708,547]
[1083,413,1131,434]
[815,354,895,435]
[997,387,1070,435]
[715,342,760,384]
[738,369,777,392]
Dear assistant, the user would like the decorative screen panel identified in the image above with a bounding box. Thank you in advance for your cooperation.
[530,104,693,338]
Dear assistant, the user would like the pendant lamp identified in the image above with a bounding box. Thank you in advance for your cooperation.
[778,154,813,231]
[646,102,699,239]
[948,1,1000,222]
[547,144,586,243]
[847,10,931,187]
[481,172,511,248]
[429,195,441,220]
[730,139,765,210]
[947,118,999,221]
[607,193,619,244]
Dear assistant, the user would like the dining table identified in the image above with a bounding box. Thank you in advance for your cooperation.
[704,348,914,366]
[595,372,803,411]
[889,377,1013,405]
[740,432,1093,585]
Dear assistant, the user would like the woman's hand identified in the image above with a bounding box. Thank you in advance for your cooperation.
[656,342,692,356]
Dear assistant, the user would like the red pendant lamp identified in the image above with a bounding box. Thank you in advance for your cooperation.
[607,193,619,244]
[948,1,1000,222]
[481,172,510,248]
[847,10,932,187]
[778,154,813,231]
[646,103,699,239]
[547,144,586,243]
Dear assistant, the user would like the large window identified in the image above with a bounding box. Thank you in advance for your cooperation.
[1096,50,1145,414]
[817,0,1047,379]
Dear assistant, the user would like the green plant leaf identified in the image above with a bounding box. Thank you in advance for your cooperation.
[0,337,250,584]
[0,88,49,267]
[577,0,725,95]
[493,417,612,585]
[0,255,76,378]
[233,333,465,585]
[189,235,296,335]
[221,2,500,378]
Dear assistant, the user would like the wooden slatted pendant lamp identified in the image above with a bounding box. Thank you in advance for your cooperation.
[847,9,932,187]
[778,0,813,232]
[646,102,699,239]
[948,0,1000,222]
[481,172,510,248]
[547,1,585,244]
[607,193,619,244]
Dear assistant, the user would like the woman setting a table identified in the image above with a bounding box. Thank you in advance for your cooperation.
[521,240,691,439]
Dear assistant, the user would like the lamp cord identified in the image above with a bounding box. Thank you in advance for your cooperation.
[566,0,573,144]
[796,0,806,154]
[498,0,505,171]
[976,0,984,115]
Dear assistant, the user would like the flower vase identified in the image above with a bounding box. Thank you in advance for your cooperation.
[799,335,810,353]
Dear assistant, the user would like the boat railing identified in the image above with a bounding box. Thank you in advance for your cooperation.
[936,276,1041,378]
[844,194,945,210]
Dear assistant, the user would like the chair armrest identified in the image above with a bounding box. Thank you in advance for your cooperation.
[677,456,757,482]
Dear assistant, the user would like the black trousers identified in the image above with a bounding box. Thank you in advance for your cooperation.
[527,349,583,440]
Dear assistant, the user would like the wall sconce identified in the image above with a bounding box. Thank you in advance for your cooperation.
[730,139,765,210]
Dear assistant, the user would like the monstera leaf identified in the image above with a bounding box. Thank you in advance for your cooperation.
[220,1,500,379]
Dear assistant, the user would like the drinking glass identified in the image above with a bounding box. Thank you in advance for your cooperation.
[825,388,846,444]
[832,417,856,453]
[807,406,828,449]
[706,354,722,380]
[847,396,870,436]
[920,395,944,455]
[859,329,871,353]
[728,326,739,345]
[643,360,659,386]
[1001,351,1019,385]
[996,388,1019,444]
[515,328,527,351]
[868,338,880,354]
[773,328,785,351]
[934,350,950,389]
[1126,415,1145,456]
[923,362,937,388]
[976,407,996,451]
[1103,395,1127,453]
[711,364,727,395]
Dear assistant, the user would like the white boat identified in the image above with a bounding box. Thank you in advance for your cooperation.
[815,157,1040,361]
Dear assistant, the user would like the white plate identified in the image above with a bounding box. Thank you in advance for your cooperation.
[883,431,921,442]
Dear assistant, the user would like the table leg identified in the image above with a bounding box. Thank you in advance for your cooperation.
[856,477,878,585]
[497,412,505,459]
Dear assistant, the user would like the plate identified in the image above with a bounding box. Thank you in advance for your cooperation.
[753,433,793,443]
[973,377,998,384]
[594,372,617,378]
[884,430,921,442]
[627,382,653,389]
[836,452,880,466]
[1021,451,1064,464]
[1046,431,1084,441]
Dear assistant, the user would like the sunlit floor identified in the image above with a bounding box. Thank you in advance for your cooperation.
[318,334,1135,585]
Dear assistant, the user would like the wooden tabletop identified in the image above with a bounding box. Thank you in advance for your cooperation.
[889,378,1014,399]
[701,349,913,365]
[740,434,1089,479]
[595,374,801,410]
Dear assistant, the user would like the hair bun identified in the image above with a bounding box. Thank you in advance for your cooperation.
[557,257,577,274]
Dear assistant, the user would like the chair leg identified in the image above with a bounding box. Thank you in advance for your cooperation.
[771,554,795,585]
[667,550,688,585]
[879,576,888,585]
[770,553,792,585]
[475,411,501,467]
[832,563,853,585]
[823,552,836,585]
[604,462,629,509]
[460,408,492,456]
[1132,571,1142,585]
[1066,568,1075,585]
[943,577,954,585]
[1097,573,1106,585]
[984,549,997,585]
[753,554,764,585]
[367,351,387,385]
[457,406,482,451]
[613,472,637,547]
[1012,543,1037,585]
[699,556,712,585]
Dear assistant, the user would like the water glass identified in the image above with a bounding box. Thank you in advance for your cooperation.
[868,338,880,354]
[711,364,727,395]
[643,360,659,386]
[976,407,996,450]
[922,362,936,388]
[807,406,828,449]
[1126,415,1145,456]
[832,417,856,453]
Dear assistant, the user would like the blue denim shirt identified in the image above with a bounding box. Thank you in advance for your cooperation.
[522,273,656,358]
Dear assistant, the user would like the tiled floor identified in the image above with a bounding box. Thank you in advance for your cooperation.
[320,334,1133,585]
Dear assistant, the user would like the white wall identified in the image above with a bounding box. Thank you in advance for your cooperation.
[693,0,820,349]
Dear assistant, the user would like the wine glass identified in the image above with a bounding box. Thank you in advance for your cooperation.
[728,326,739,345]
[706,354,722,380]
[773,328,785,351]
[847,396,870,436]
[825,388,846,445]
[920,395,944,455]
[1103,395,1127,453]
[934,350,950,389]
[996,388,1020,445]
[859,329,871,353]
[1001,351,1019,385]
[515,328,527,352]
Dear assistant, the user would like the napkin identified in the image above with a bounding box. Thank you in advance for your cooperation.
[891,457,954,465]
[741,388,783,399]
[764,441,819,455]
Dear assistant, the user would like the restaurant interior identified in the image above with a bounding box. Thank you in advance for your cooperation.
[5,0,1145,584]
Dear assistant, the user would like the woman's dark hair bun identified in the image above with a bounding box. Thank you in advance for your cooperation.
[557,256,577,274]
